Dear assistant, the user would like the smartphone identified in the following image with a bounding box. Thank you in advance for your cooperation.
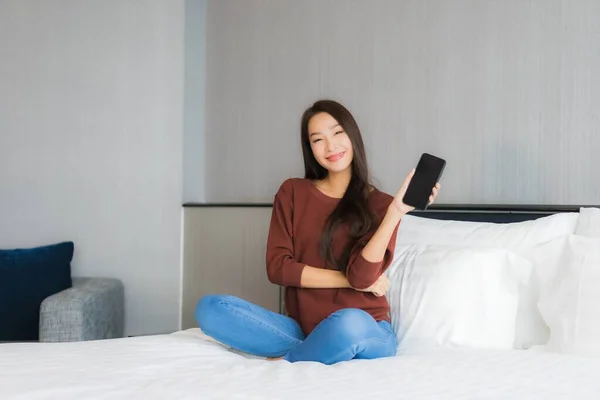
[402,153,446,210]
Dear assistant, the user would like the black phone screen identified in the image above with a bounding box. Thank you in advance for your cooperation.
[402,153,446,210]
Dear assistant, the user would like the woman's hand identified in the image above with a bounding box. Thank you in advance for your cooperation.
[354,274,390,297]
[390,169,441,215]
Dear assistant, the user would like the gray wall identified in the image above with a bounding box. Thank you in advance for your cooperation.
[203,0,600,205]
[183,0,207,203]
[0,0,185,336]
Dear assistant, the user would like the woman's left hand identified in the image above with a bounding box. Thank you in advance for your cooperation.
[353,274,390,297]
[390,169,441,215]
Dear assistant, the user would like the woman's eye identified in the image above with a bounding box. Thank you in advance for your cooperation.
[335,130,344,135]
[312,138,322,143]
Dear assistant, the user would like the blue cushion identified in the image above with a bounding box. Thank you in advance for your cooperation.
[0,242,73,341]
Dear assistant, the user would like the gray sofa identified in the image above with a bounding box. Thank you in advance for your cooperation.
[39,277,125,342]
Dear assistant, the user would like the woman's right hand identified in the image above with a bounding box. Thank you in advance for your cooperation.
[354,274,390,297]
[390,169,441,216]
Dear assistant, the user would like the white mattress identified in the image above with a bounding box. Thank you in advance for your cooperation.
[2,329,600,400]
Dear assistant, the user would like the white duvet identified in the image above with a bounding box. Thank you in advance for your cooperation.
[2,329,600,400]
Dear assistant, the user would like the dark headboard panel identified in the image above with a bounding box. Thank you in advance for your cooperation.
[409,204,586,224]
[183,202,591,224]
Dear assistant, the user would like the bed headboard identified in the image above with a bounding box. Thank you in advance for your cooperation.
[181,202,592,326]
[409,204,585,223]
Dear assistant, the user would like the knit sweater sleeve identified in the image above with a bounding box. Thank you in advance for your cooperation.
[265,180,305,287]
[345,193,399,289]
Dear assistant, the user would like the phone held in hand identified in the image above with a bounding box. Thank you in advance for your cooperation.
[402,153,446,210]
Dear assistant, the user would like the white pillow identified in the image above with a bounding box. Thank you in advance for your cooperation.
[386,244,533,354]
[397,213,578,251]
[538,235,600,357]
[575,207,600,238]
[393,212,578,349]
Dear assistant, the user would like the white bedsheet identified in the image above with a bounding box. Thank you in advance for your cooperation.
[2,329,600,400]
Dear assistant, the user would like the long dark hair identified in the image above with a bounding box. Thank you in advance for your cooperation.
[300,100,378,272]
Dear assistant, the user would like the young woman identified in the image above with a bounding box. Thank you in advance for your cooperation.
[195,100,440,365]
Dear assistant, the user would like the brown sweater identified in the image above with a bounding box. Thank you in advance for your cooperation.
[265,178,399,335]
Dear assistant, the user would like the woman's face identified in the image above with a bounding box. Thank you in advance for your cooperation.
[307,112,354,175]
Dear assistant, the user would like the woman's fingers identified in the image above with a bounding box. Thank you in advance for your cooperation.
[367,275,390,296]
[401,168,416,190]
[429,183,441,205]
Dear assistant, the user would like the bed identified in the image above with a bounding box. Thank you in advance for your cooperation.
[2,328,600,399]
[2,205,600,399]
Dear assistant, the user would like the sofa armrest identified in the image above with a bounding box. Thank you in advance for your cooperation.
[39,277,124,342]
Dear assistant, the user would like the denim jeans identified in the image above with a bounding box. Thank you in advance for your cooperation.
[195,294,397,365]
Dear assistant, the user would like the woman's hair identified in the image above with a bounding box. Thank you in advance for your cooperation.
[300,99,378,273]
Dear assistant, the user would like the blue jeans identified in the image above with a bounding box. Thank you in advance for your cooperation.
[195,294,397,365]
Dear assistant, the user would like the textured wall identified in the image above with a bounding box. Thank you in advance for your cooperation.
[204,0,600,205]
[0,0,184,335]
